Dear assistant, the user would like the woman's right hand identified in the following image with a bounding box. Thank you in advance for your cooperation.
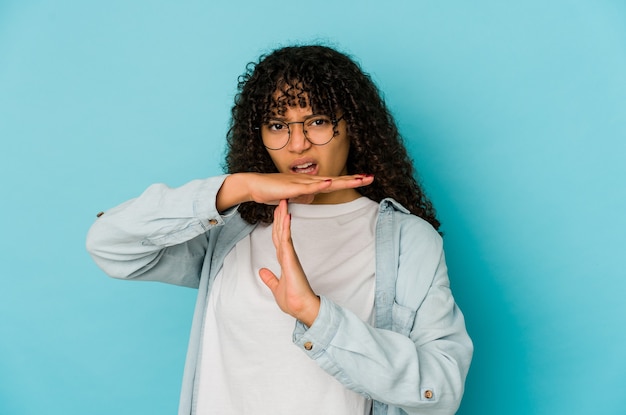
[216,172,374,211]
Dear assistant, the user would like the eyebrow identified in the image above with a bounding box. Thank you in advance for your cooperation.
[266,113,326,122]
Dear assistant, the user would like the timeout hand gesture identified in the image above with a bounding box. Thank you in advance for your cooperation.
[216,172,374,211]
[258,200,320,327]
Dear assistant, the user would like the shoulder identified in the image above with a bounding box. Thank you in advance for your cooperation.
[378,198,443,253]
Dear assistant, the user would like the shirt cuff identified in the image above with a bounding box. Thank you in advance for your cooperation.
[292,296,341,359]
[193,175,239,227]
[143,175,238,247]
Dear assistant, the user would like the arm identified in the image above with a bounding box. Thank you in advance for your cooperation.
[86,176,235,287]
[86,173,373,288]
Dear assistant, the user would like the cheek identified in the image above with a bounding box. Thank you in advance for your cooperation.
[330,140,351,174]
[267,151,286,172]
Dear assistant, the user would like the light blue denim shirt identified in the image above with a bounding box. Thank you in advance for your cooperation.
[86,175,473,415]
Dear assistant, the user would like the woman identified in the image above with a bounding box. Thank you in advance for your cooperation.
[86,45,472,415]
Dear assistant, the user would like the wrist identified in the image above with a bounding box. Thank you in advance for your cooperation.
[216,173,250,212]
[297,295,321,327]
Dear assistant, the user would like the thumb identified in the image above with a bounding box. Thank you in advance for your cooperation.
[258,268,279,292]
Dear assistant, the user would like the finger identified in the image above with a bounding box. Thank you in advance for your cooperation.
[258,268,279,292]
[336,174,375,186]
[320,174,374,193]
[271,203,282,248]
[272,200,290,249]
[311,178,334,190]
[281,205,291,246]
[284,179,332,200]
[278,199,288,230]
[278,212,302,274]
[286,176,373,203]
[277,201,291,259]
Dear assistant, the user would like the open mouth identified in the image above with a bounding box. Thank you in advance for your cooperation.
[291,162,318,174]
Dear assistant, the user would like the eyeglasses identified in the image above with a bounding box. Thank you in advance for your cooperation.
[259,115,344,150]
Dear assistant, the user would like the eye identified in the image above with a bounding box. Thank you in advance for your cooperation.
[267,122,287,132]
[306,116,331,128]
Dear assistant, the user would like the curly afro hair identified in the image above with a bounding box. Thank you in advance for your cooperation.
[224,44,440,231]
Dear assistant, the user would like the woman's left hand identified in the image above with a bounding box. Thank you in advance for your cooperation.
[258,199,320,327]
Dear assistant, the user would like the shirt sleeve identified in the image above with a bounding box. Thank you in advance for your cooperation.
[85,175,237,288]
[292,218,473,415]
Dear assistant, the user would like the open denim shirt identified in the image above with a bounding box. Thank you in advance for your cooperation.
[86,175,473,415]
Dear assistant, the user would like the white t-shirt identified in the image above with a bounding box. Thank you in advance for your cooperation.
[195,197,379,415]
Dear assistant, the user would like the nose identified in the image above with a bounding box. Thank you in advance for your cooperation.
[286,122,311,153]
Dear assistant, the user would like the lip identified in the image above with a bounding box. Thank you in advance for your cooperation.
[289,158,319,175]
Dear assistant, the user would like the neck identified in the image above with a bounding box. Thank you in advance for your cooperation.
[311,189,362,205]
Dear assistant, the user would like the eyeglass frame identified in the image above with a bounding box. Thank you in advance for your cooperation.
[256,114,345,150]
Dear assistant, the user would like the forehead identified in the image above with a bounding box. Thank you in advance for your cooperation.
[269,85,308,115]
[266,83,338,119]
[267,105,316,121]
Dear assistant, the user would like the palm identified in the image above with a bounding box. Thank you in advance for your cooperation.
[258,200,320,326]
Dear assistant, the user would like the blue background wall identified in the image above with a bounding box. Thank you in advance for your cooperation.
[1,1,625,414]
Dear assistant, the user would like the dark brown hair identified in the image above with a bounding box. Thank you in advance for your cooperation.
[224,45,440,230]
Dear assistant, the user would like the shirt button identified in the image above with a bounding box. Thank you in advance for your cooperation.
[303,342,313,351]
[208,219,218,225]
[96,211,104,218]
[423,390,434,399]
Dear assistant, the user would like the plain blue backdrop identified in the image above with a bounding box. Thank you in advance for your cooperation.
[1,0,625,414]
